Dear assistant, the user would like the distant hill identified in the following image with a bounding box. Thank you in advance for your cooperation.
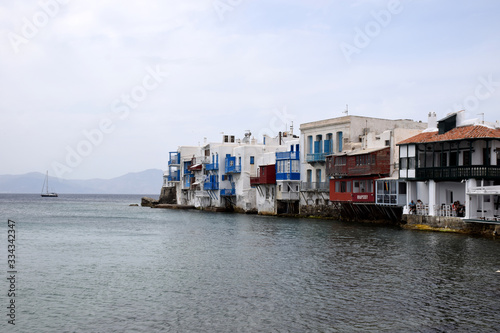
[0,169,164,194]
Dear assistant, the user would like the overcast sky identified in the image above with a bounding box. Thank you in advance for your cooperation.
[1,0,499,179]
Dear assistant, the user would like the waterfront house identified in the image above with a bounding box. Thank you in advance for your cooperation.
[398,111,500,221]
[251,152,279,215]
[300,115,427,215]
[275,138,301,214]
[250,136,300,215]
[163,132,292,213]
[327,147,391,203]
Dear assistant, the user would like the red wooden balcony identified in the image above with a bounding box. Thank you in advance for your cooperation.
[250,165,276,186]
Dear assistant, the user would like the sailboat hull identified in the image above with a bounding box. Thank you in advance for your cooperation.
[41,193,58,197]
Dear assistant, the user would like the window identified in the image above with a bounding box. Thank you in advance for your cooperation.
[409,157,416,169]
[385,140,390,146]
[450,152,457,166]
[278,184,282,191]
[483,148,490,165]
[337,131,343,152]
[399,182,406,194]
[400,157,407,169]
[250,156,254,164]
[335,156,346,165]
[307,170,312,182]
[463,151,471,166]
[440,153,447,167]
[336,181,351,193]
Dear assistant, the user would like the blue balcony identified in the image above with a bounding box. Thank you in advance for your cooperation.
[183,161,193,175]
[220,188,235,196]
[226,164,241,173]
[206,162,219,171]
[306,153,327,163]
[276,172,300,181]
[225,155,241,173]
[204,174,219,190]
[184,176,194,188]
[276,151,300,160]
[167,170,180,182]
[203,182,219,190]
[168,152,180,165]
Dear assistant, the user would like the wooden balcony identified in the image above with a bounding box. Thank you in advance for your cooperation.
[414,165,500,181]
[250,165,276,186]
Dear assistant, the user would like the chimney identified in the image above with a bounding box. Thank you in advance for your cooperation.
[427,112,437,129]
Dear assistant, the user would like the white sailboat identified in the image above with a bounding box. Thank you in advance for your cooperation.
[41,171,58,197]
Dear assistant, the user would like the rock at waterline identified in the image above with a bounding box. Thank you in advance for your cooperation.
[141,197,159,207]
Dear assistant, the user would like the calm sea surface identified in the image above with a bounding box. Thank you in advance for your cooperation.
[0,194,499,332]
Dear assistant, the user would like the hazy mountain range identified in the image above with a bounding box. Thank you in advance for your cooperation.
[0,169,164,195]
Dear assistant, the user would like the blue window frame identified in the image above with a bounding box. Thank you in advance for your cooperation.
[250,156,255,164]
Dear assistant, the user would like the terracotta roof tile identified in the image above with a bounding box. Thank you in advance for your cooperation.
[397,125,500,145]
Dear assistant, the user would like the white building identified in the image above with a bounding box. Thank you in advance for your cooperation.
[398,111,500,221]
[299,115,427,214]
[163,132,293,213]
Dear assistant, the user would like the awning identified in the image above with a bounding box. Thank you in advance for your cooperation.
[189,163,202,171]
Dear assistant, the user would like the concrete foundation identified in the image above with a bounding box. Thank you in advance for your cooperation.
[402,214,500,237]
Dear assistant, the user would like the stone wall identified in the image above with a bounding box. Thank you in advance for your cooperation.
[402,214,500,237]
[299,204,341,219]
[159,186,177,204]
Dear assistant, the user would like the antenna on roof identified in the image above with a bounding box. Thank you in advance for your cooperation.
[343,104,348,116]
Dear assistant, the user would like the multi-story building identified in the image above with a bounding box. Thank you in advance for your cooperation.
[251,152,279,215]
[398,110,500,221]
[163,132,294,213]
[300,115,427,214]
[327,147,391,203]
[275,138,301,214]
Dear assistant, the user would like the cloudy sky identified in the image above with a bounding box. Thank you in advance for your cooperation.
[1,0,499,179]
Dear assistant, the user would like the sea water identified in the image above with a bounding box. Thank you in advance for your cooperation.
[0,194,499,332]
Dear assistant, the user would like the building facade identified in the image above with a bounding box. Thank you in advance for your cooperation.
[398,111,500,221]
[299,115,427,214]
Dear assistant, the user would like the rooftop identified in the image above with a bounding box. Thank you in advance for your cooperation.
[397,125,500,145]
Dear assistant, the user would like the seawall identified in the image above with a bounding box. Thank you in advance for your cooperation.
[402,214,500,237]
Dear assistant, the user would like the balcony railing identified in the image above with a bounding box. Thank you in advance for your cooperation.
[220,188,235,196]
[203,182,219,190]
[250,177,261,186]
[301,181,329,191]
[250,175,276,186]
[276,172,300,181]
[225,164,241,173]
[168,152,180,165]
[306,153,327,163]
[276,151,300,160]
[415,166,500,181]
[167,171,180,182]
[206,162,219,171]
[278,191,300,201]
